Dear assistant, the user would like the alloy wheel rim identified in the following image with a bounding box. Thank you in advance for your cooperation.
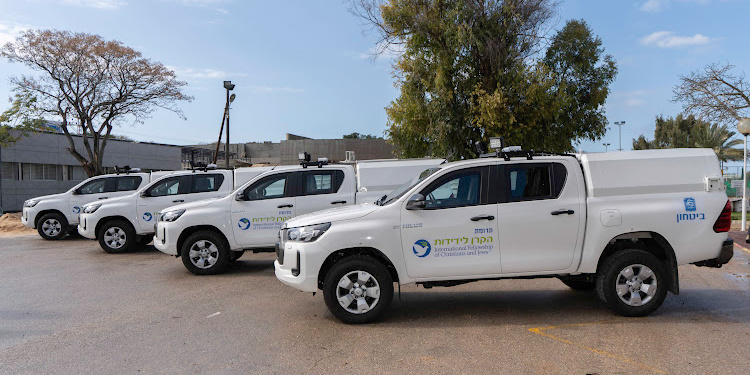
[42,219,61,237]
[188,240,219,269]
[103,227,127,249]
[336,271,381,314]
[615,264,658,307]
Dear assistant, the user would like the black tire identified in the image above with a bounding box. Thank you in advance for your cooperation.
[229,250,245,262]
[180,231,230,275]
[36,212,68,240]
[559,278,596,291]
[596,249,668,317]
[323,255,394,324]
[97,219,136,254]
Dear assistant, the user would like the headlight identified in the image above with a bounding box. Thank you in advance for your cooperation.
[82,204,101,213]
[159,209,186,222]
[24,199,39,208]
[287,222,331,242]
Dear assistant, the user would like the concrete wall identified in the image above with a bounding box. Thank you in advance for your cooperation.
[1,131,181,212]
[279,139,394,165]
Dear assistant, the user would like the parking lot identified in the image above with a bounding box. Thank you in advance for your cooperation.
[1,232,749,374]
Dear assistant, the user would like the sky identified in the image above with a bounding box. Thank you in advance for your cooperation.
[0,0,748,155]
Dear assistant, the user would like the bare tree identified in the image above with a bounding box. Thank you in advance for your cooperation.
[673,62,750,124]
[1,30,192,177]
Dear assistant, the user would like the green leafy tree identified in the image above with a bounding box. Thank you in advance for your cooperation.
[351,0,616,159]
[1,30,191,177]
[632,114,741,163]
[343,132,382,139]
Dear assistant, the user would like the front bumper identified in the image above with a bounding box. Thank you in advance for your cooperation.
[153,221,180,256]
[77,213,98,239]
[21,207,35,228]
[274,241,327,293]
[693,239,734,268]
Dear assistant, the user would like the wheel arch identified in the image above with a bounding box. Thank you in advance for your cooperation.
[34,209,67,228]
[317,247,399,290]
[95,215,135,237]
[596,231,679,294]
[176,225,230,256]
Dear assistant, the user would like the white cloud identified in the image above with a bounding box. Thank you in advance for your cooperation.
[639,0,669,12]
[61,0,125,10]
[357,42,405,61]
[167,66,248,80]
[248,86,304,94]
[610,90,649,107]
[0,21,30,46]
[640,31,713,48]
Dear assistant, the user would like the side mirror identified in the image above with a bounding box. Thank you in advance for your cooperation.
[140,191,149,198]
[405,194,426,210]
[235,190,246,201]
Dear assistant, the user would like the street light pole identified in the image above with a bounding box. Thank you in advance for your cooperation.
[223,81,235,169]
[738,118,750,231]
[603,143,610,152]
[614,121,626,151]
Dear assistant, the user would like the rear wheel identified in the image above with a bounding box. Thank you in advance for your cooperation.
[323,255,393,324]
[596,249,668,317]
[37,212,68,240]
[98,220,136,254]
[180,231,230,275]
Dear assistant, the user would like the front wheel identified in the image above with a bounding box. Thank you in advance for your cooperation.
[596,249,668,317]
[98,220,136,253]
[180,231,230,275]
[323,255,393,324]
[37,212,68,240]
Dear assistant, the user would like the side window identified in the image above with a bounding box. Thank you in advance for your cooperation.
[77,178,110,195]
[552,163,567,197]
[116,176,143,192]
[507,164,552,201]
[301,170,344,196]
[245,174,288,201]
[147,176,186,197]
[422,171,482,209]
[192,174,225,193]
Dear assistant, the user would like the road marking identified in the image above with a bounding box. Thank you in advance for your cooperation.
[206,312,221,318]
[734,243,750,255]
[528,322,667,374]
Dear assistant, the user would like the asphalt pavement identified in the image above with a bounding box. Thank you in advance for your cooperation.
[1,233,750,374]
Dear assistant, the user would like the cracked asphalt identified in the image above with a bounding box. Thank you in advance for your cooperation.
[1,232,750,374]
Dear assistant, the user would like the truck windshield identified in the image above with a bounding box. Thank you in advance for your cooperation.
[377,167,441,206]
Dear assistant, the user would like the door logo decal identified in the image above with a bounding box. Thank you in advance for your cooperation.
[142,212,153,221]
[238,218,251,230]
[684,197,696,212]
[72,206,81,214]
[413,239,431,258]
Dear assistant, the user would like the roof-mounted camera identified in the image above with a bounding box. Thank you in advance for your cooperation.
[298,151,329,168]
[189,161,218,172]
[114,165,141,174]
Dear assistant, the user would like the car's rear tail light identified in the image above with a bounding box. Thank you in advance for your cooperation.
[713,200,732,233]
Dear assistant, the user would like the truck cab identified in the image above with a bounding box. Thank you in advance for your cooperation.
[21,169,150,240]
[78,168,234,253]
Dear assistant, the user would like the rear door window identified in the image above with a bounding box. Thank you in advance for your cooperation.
[191,174,225,193]
[300,170,344,196]
[116,176,143,192]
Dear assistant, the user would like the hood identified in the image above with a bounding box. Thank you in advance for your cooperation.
[29,193,67,204]
[162,197,221,212]
[286,203,379,228]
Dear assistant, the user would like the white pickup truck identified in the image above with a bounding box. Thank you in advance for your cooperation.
[274,147,733,323]
[77,166,273,253]
[153,158,445,275]
[21,168,152,240]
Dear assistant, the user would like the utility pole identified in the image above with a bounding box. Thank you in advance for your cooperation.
[603,143,610,152]
[614,121,626,151]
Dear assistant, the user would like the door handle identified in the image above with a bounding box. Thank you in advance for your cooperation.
[172,199,184,203]
[470,215,495,221]
[98,197,108,200]
[277,204,294,208]
[331,200,347,205]
[551,209,575,216]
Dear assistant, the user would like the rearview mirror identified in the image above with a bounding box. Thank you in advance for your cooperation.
[140,191,149,198]
[406,194,426,210]
[235,190,246,201]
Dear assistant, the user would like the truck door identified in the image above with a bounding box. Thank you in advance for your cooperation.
[68,177,116,223]
[400,166,501,279]
[137,175,192,232]
[495,161,583,273]
[231,172,296,248]
[293,169,353,216]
